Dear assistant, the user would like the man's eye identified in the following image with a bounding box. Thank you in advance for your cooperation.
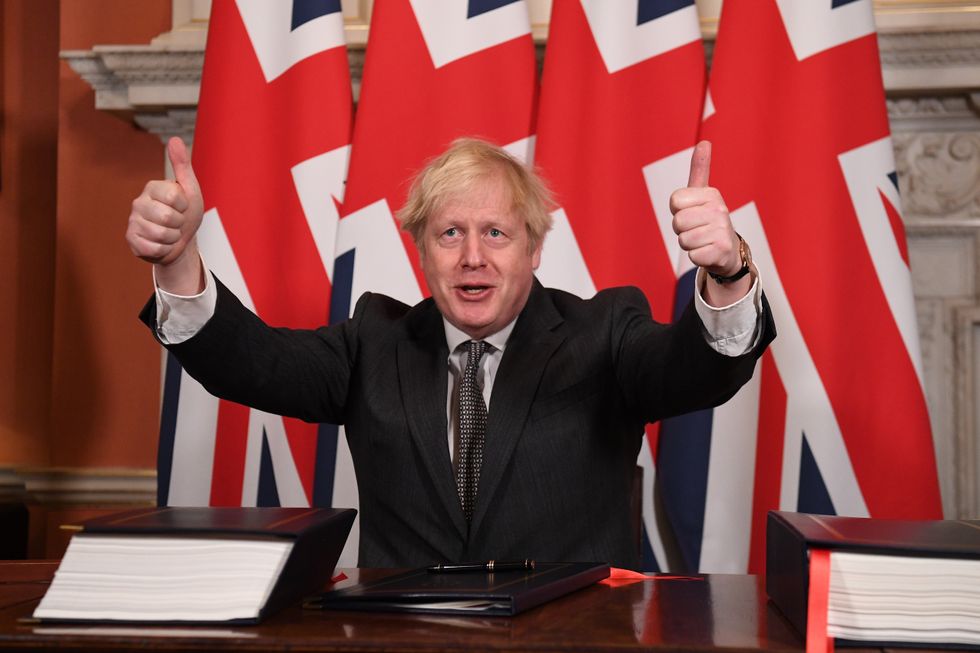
[488,228,502,238]
[444,227,458,237]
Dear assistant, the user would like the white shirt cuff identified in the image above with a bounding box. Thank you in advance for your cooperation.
[693,267,763,357]
[153,262,217,345]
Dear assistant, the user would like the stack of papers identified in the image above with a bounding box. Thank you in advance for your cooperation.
[827,551,980,646]
[35,535,294,622]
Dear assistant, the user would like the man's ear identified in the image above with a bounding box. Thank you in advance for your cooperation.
[531,240,543,270]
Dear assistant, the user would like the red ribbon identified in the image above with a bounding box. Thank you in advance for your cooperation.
[806,549,833,653]
[599,567,703,587]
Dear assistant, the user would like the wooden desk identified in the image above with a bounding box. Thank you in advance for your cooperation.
[0,562,823,652]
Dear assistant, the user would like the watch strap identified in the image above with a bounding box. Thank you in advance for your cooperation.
[707,234,751,284]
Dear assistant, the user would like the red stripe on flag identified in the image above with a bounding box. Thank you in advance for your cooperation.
[645,423,660,464]
[748,352,787,576]
[210,400,251,506]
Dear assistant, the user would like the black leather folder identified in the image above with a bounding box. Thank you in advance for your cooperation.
[310,562,609,616]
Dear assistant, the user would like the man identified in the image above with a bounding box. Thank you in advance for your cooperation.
[127,137,774,569]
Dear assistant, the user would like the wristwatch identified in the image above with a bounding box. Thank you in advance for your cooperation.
[708,233,752,284]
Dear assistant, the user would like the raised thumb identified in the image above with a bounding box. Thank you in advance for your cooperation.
[167,136,199,194]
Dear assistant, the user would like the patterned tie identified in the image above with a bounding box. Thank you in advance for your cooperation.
[456,340,488,522]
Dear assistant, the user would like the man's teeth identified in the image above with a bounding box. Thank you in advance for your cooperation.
[462,286,487,294]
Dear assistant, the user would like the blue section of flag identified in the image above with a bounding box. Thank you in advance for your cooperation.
[330,249,356,326]
[831,0,862,7]
[637,0,694,25]
[157,353,184,506]
[313,424,340,506]
[657,409,713,571]
[467,0,521,19]
[797,433,836,514]
[887,171,899,191]
[670,268,696,321]
[257,430,282,506]
[291,0,341,31]
[312,248,357,506]
[655,268,713,572]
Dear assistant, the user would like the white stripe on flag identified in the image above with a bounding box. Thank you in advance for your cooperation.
[734,202,869,517]
[199,208,256,313]
[579,0,701,74]
[638,436,669,570]
[502,135,535,165]
[408,0,531,69]
[335,200,424,311]
[167,376,219,505]
[293,144,351,285]
[702,89,715,122]
[839,137,924,388]
[643,146,696,279]
[536,208,596,299]
[235,0,346,82]
[700,369,762,573]
[333,425,360,568]
[774,0,875,62]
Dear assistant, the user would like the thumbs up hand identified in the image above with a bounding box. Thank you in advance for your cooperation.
[669,141,742,280]
[126,137,205,293]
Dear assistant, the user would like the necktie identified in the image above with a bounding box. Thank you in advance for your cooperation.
[456,340,488,522]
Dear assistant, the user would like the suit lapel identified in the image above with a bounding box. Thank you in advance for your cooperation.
[471,280,565,536]
[396,302,467,540]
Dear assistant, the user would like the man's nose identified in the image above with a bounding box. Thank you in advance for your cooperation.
[460,233,487,267]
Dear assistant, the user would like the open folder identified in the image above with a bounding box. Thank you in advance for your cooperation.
[308,562,609,616]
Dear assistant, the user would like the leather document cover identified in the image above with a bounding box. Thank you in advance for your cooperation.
[310,562,610,616]
[766,510,980,648]
[34,507,357,624]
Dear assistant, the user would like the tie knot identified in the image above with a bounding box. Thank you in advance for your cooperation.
[466,340,488,365]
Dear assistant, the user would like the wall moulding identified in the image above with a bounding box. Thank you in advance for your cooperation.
[14,468,156,507]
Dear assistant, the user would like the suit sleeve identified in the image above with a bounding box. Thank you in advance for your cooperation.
[611,286,776,424]
[139,275,366,425]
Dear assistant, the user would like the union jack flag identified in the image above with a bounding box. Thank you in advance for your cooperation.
[655,0,941,574]
[157,0,352,515]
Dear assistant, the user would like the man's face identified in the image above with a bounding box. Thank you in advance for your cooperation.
[420,174,541,340]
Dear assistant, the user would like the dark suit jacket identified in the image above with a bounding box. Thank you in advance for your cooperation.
[142,277,775,569]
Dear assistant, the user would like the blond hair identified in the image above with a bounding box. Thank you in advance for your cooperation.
[397,138,554,254]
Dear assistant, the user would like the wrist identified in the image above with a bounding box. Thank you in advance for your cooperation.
[154,241,204,295]
[707,233,751,284]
